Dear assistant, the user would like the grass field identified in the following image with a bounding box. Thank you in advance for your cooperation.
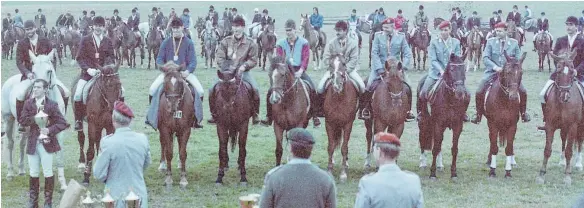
[2,1,584,207]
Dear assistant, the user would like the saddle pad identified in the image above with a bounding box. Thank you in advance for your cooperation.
[324,77,361,93]
[82,77,98,105]
[427,78,443,102]
[547,82,584,103]
[483,82,519,113]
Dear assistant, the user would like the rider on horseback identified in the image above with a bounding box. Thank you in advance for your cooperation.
[465,11,483,38]
[208,16,261,125]
[372,8,386,33]
[394,9,406,32]
[533,12,554,52]
[151,7,165,39]
[310,7,324,45]
[35,9,46,29]
[410,5,430,37]
[537,16,584,130]
[73,16,125,131]
[361,17,416,121]
[258,9,273,36]
[56,11,74,29]
[13,9,23,28]
[15,20,69,132]
[471,22,531,124]
[261,19,321,127]
[110,9,122,28]
[418,21,468,121]
[128,9,141,35]
[2,13,13,35]
[316,20,365,115]
[506,5,524,37]
[348,9,363,48]
[148,18,204,129]
[180,8,192,39]
[249,8,262,36]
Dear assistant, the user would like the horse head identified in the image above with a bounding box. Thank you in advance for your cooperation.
[161,61,187,113]
[300,14,310,31]
[444,52,468,100]
[550,49,578,102]
[536,32,551,51]
[501,50,527,101]
[97,62,122,108]
[269,55,294,104]
[383,57,405,104]
[29,49,57,84]
[328,54,348,93]
[217,59,241,98]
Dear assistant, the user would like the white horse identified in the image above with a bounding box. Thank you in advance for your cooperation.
[1,49,69,190]
[348,21,361,71]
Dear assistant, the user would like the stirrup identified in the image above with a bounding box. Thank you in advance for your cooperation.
[360,108,371,119]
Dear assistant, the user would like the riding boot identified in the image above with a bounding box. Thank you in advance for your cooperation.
[537,103,546,130]
[471,88,485,124]
[193,96,204,129]
[207,87,217,124]
[519,89,531,122]
[251,89,260,125]
[148,95,152,105]
[358,90,372,120]
[43,176,54,208]
[261,89,273,126]
[310,91,321,127]
[532,40,537,52]
[16,100,25,132]
[404,83,416,122]
[314,93,324,117]
[73,101,85,131]
[27,177,39,208]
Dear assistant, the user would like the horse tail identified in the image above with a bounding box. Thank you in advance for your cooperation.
[229,128,238,153]
[499,136,506,148]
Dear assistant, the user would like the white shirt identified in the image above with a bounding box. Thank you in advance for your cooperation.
[30,34,38,46]
[93,33,103,46]
[35,96,45,109]
[568,34,577,48]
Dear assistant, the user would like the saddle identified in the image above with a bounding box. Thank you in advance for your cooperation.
[81,77,98,104]
[21,78,67,102]
[425,78,443,102]
[323,73,362,92]
[544,81,584,103]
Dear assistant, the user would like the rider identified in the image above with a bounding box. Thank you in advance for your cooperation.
[373,8,386,32]
[470,22,531,124]
[73,16,124,131]
[532,12,553,52]
[394,9,406,33]
[2,13,12,35]
[180,8,192,39]
[465,11,482,37]
[316,20,365,116]
[410,5,430,37]
[348,9,363,48]
[149,18,204,129]
[310,7,324,44]
[361,18,416,121]
[208,16,260,125]
[249,8,262,36]
[127,9,140,33]
[88,11,95,29]
[506,5,524,37]
[56,11,74,29]
[579,10,584,33]
[35,9,46,29]
[79,11,90,35]
[417,21,466,121]
[523,5,533,24]
[111,9,122,28]
[259,9,273,35]
[151,7,165,39]
[209,5,219,27]
[14,20,69,132]
[13,9,23,28]
[489,11,501,31]
[537,16,584,130]
[260,19,321,127]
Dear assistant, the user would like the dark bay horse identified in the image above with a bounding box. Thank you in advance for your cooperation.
[269,56,311,166]
[300,14,326,71]
[323,54,359,182]
[2,25,24,60]
[364,57,410,168]
[507,21,523,47]
[146,18,163,69]
[157,62,194,188]
[48,28,63,65]
[212,60,254,186]
[484,51,527,178]
[537,50,583,186]
[258,20,276,71]
[115,22,144,68]
[417,53,470,180]
[433,17,446,30]
[535,32,552,72]
[59,26,81,59]
[71,62,122,185]
[412,23,430,70]
[202,21,218,69]
[466,28,483,72]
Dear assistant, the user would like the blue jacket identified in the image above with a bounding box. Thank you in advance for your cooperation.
[180,14,191,29]
[13,14,23,27]
[428,37,462,79]
[310,14,323,28]
[374,13,386,25]
[482,37,521,78]
[371,31,412,73]
[156,36,197,73]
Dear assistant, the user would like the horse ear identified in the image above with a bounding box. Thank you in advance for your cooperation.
[397,62,403,71]
[503,50,510,61]
[29,50,37,63]
[569,48,578,61]
[519,52,527,64]
[217,70,222,80]
[48,49,55,59]
[549,52,560,61]
[461,51,468,61]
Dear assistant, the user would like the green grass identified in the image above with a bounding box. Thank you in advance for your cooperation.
[2,1,584,207]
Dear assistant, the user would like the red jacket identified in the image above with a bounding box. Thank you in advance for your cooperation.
[395,16,406,31]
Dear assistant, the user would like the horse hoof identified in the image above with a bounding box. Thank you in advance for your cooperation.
[419,165,427,170]
[339,174,348,183]
[18,169,25,176]
[158,163,167,172]
[77,163,86,172]
[437,167,444,172]
[179,181,188,188]
[429,176,437,181]
[564,176,572,186]
[215,182,223,187]
[451,177,458,182]
[535,176,545,184]
[5,174,13,181]
[240,182,248,187]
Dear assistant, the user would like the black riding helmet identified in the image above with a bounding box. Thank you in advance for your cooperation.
[93,16,106,26]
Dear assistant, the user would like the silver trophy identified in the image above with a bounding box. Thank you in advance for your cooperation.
[81,191,96,208]
[101,190,115,208]
[125,188,140,208]
[34,105,49,143]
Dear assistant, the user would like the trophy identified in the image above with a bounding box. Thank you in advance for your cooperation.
[239,194,261,208]
[101,189,115,208]
[81,191,96,208]
[34,105,49,143]
[125,188,140,208]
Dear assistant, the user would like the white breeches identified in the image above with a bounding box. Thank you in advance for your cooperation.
[410,27,431,37]
[317,70,365,94]
[149,73,204,97]
[15,79,70,101]
[539,80,554,103]
[74,79,125,101]
[533,31,553,41]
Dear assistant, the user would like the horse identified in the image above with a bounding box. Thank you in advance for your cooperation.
[506,21,523,47]
[269,55,311,166]
[202,21,219,69]
[300,14,326,71]
[48,27,63,65]
[71,62,122,185]
[466,28,483,71]
[412,23,430,70]
[364,57,411,169]
[536,49,583,186]
[433,17,446,30]
[2,25,24,60]
[322,54,359,182]
[107,27,122,62]
[212,60,254,186]
[417,53,470,180]
[535,32,552,72]
[58,26,81,60]
[194,17,205,40]
[258,20,277,71]
[484,51,527,178]
[155,62,194,189]
[146,18,163,70]
[2,49,68,181]
[115,22,144,68]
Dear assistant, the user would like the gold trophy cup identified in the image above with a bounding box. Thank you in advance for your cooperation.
[34,105,49,143]
[125,188,140,208]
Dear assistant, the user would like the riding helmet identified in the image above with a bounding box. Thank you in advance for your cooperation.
[38,8,42,12]
[152,7,158,12]
[83,10,87,15]
[184,8,189,13]
[566,16,578,25]
[170,18,183,28]
[232,16,245,27]
[263,9,268,14]
[24,20,36,29]
[334,20,348,31]
[94,16,106,26]
[285,19,296,30]
[419,5,424,10]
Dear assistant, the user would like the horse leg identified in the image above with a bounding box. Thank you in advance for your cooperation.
[326,122,336,175]
[487,123,499,178]
[158,130,167,172]
[504,125,518,178]
[451,122,463,179]
[76,131,86,172]
[18,130,27,175]
[364,119,373,169]
[575,133,584,171]
[560,129,568,167]
[237,123,249,186]
[423,49,427,70]
[412,47,417,70]
[430,124,446,180]
[177,130,189,188]
[537,127,555,184]
[161,127,174,188]
[274,123,284,166]
[83,124,98,185]
[215,124,228,185]
[547,53,552,73]
[564,126,576,186]
[4,119,15,179]
[340,122,352,183]
[419,119,431,169]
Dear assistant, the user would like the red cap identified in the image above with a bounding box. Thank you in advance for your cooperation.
[374,132,400,146]
[438,20,451,29]
[114,101,134,118]
[381,17,394,25]
[494,22,506,29]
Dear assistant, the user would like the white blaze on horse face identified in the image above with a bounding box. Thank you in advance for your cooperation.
[171,77,177,85]
[563,66,570,74]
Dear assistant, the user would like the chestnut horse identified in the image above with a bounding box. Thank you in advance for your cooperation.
[364,57,410,168]
[412,23,430,70]
[537,50,583,186]
[258,20,276,71]
[300,14,326,71]
[71,62,122,185]
[466,28,483,72]
[323,54,359,182]
[535,32,552,72]
[269,55,311,166]
[212,60,254,186]
[417,53,470,180]
[115,22,144,68]
[484,51,527,178]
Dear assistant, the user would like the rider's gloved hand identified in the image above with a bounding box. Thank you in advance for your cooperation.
[87,68,101,76]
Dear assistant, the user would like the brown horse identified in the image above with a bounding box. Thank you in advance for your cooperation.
[156,62,194,188]
[115,22,144,68]
[536,50,583,186]
[323,54,358,182]
[300,14,326,71]
[433,17,446,30]
[146,17,163,70]
[364,57,410,168]
[258,20,276,71]
[412,23,430,70]
[194,17,205,40]
[47,27,63,65]
[71,62,122,185]
[58,26,81,59]
[269,55,311,166]
[506,21,523,47]
[535,32,552,72]
[466,28,483,72]
[417,53,470,180]
[484,51,527,178]
[2,25,25,60]
[212,59,254,186]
